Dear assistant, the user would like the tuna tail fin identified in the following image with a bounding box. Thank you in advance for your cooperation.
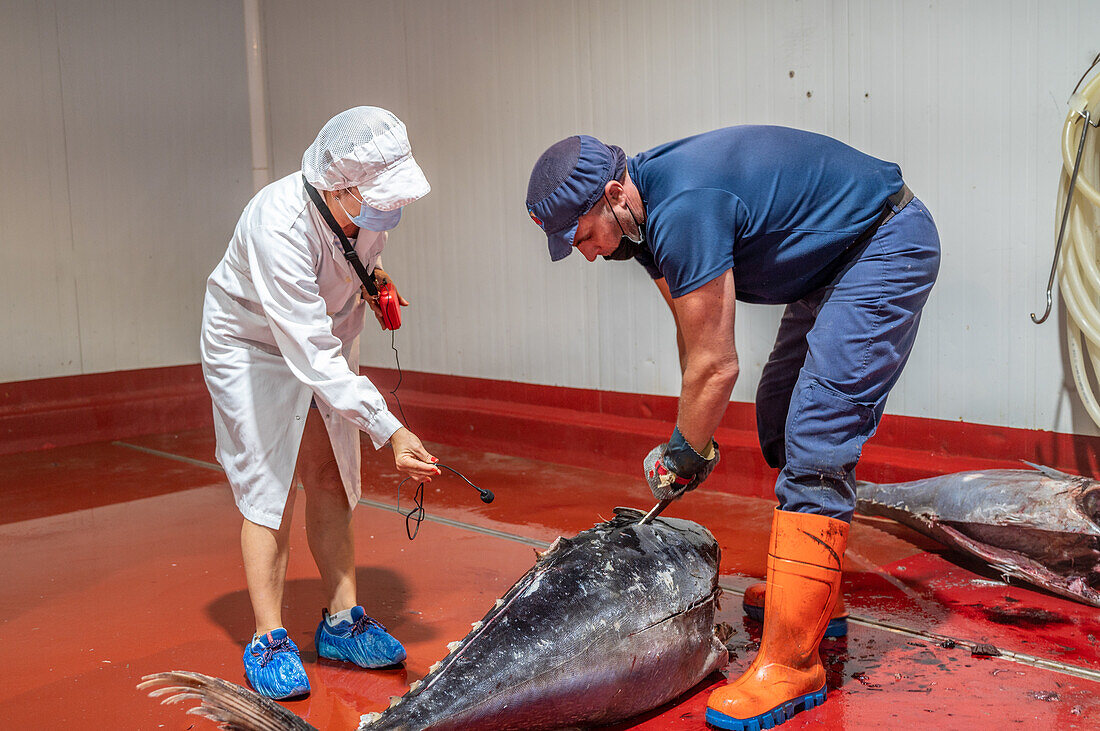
[138,671,317,731]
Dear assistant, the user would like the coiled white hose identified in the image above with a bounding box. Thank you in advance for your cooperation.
[1057,69,1100,426]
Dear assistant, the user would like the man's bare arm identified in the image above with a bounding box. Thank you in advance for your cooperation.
[654,277,687,374]
[669,269,739,452]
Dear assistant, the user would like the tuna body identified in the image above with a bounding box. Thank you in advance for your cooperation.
[359,507,728,730]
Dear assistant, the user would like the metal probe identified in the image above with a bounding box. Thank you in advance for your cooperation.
[638,498,674,525]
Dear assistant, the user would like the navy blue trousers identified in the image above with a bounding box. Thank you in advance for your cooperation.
[755,197,940,522]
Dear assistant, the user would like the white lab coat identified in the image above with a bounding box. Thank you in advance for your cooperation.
[200,172,402,529]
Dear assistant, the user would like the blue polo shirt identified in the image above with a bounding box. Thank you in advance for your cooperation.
[627,126,904,304]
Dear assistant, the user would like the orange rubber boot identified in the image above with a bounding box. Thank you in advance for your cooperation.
[742,579,848,638]
[706,509,848,730]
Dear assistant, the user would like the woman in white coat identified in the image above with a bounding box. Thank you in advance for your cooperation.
[200,107,440,699]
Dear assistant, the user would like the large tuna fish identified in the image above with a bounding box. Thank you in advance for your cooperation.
[855,464,1100,607]
[141,507,730,730]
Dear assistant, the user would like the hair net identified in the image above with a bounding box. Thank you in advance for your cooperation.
[302,106,430,210]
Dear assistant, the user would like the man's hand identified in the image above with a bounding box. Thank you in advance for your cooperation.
[389,427,440,481]
[365,267,409,329]
[643,426,720,501]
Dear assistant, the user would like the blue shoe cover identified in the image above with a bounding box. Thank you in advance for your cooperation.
[315,606,407,668]
[743,602,848,638]
[242,628,311,700]
[705,685,826,730]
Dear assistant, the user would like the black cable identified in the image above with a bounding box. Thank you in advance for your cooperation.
[436,463,488,495]
[388,328,409,425]
[385,327,492,541]
[396,462,495,541]
[396,477,425,540]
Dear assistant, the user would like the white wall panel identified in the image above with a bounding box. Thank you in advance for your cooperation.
[5,0,1099,438]
[255,0,1100,435]
[0,0,252,381]
[0,0,82,377]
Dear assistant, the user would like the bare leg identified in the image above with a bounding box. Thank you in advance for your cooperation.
[297,410,357,614]
[241,484,297,635]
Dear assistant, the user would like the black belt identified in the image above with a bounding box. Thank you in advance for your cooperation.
[880,183,914,226]
[851,184,914,249]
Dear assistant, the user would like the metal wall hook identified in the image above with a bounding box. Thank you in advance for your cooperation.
[1032,109,1092,324]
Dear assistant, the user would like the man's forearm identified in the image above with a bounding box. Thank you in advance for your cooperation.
[676,359,739,452]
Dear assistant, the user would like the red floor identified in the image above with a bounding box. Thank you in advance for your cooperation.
[1,430,1098,729]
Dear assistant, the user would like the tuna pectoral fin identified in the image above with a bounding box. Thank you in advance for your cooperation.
[628,591,729,677]
[139,671,317,731]
[1020,462,1078,481]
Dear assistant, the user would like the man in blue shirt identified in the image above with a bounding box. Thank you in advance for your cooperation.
[526,127,939,730]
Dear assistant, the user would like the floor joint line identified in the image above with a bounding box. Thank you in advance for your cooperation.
[111,441,225,472]
[356,497,553,549]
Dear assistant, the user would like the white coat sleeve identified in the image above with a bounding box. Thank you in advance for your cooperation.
[245,226,402,449]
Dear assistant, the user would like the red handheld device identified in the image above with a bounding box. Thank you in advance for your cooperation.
[377,281,401,330]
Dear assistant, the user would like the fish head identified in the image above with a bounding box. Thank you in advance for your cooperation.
[1077,480,1100,530]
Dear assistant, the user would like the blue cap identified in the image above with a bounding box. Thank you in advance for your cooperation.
[526,135,626,261]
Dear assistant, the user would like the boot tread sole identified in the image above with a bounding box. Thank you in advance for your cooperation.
[705,684,826,730]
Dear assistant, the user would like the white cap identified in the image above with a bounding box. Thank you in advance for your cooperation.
[301,106,430,210]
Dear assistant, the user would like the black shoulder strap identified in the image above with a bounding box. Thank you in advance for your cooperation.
[303,176,378,297]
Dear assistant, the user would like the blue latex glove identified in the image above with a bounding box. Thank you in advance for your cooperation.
[644,426,720,501]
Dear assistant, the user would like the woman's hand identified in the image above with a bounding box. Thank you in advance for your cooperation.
[389,427,440,481]
[366,267,410,329]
